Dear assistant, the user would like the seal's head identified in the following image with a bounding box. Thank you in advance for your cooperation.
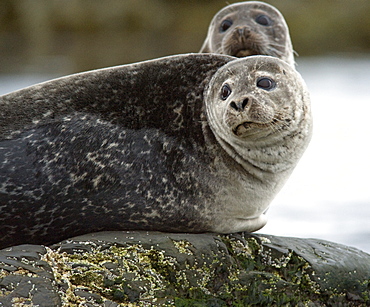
[200,1,294,66]
[205,55,311,174]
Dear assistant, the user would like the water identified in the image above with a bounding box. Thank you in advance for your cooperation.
[1,56,369,253]
[0,74,60,95]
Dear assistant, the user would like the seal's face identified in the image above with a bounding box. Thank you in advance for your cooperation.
[206,56,308,142]
[202,1,294,66]
[221,75,276,137]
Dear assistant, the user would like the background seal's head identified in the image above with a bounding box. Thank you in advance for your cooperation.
[200,1,295,66]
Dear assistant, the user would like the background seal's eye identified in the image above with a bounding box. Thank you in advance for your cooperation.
[257,77,276,91]
[220,19,233,32]
[220,84,232,100]
[255,14,272,26]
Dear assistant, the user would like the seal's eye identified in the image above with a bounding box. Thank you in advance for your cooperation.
[220,19,233,32]
[220,84,232,100]
[257,77,276,91]
[255,14,272,26]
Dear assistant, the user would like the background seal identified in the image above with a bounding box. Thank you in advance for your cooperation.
[0,54,311,248]
[200,1,295,66]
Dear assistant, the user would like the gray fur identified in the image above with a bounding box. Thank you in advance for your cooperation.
[0,54,311,248]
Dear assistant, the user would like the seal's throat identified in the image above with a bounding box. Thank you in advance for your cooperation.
[213,133,267,182]
[213,128,296,184]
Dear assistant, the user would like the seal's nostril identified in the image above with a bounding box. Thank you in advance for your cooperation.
[230,101,238,111]
[242,98,249,109]
[236,27,250,37]
[230,99,248,112]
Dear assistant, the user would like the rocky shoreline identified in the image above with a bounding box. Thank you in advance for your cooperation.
[1,232,369,306]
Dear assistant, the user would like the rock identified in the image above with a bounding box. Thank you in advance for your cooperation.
[0,244,61,306]
[0,231,369,306]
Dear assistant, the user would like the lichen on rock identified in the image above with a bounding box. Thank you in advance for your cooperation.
[0,232,369,306]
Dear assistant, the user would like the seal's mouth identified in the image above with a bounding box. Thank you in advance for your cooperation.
[232,122,270,136]
[233,122,252,136]
[233,49,256,57]
[226,32,265,57]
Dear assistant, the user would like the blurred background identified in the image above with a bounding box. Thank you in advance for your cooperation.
[0,0,369,252]
[0,0,369,74]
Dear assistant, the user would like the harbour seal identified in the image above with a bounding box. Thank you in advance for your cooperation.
[200,1,295,66]
[0,54,312,248]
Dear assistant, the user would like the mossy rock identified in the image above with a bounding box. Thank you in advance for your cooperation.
[0,232,369,306]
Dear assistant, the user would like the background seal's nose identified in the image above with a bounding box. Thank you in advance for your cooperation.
[235,26,251,38]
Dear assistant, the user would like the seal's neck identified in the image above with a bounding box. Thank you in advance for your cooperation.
[213,125,309,183]
[213,132,280,182]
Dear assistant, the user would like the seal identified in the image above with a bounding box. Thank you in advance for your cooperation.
[200,1,295,66]
[0,54,312,248]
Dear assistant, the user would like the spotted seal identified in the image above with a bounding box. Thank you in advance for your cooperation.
[0,54,312,248]
[200,1,295,66]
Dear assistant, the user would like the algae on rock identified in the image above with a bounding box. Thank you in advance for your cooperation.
[0,231,369,306]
